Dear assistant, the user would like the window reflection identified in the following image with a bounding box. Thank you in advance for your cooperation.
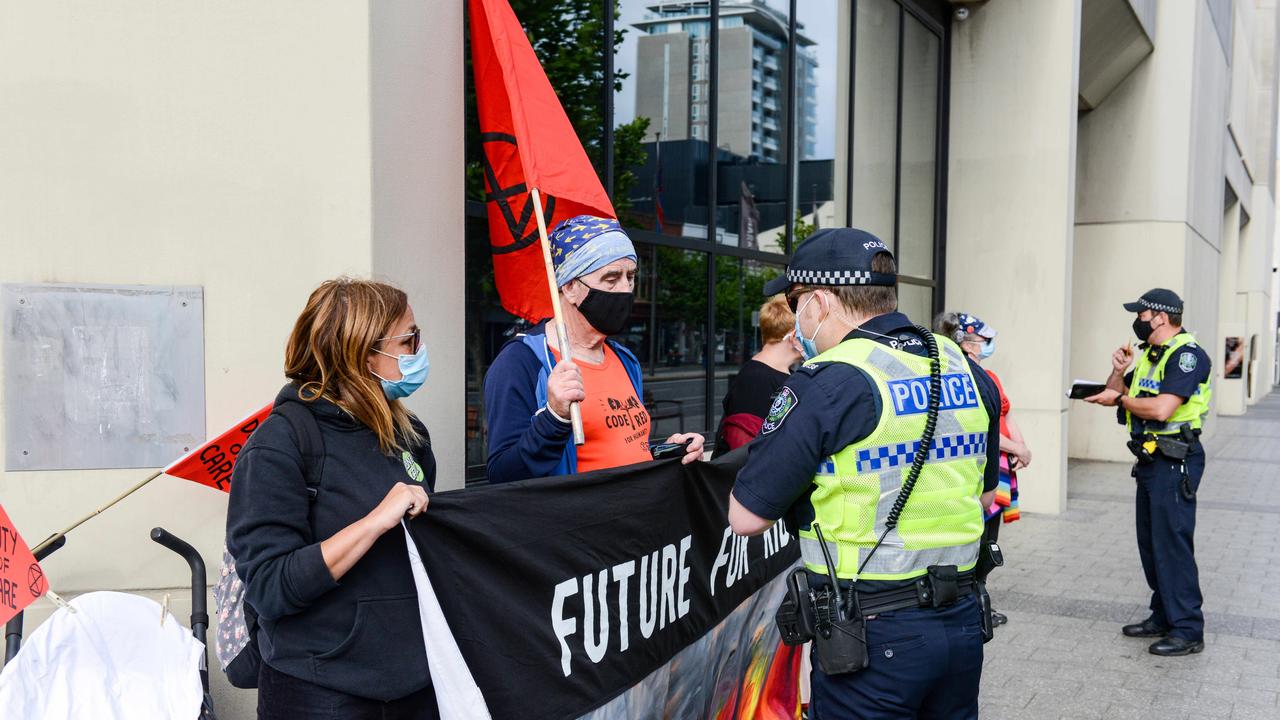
[897,281,934,327]
[850,0,899,245]
[898,13,940,281]
[716,0,792,252]
[795,0,838,245]
[626,246,710,437]
[617,0,712,238]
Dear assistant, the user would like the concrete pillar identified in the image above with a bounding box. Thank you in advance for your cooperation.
[1218,197,1247,415]
[947,0,1082,514]
[1241,186,1276,405]
[371,0,466,489]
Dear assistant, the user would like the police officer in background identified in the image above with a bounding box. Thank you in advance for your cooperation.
[1085,288,1212,656]
[728,228,1001,719]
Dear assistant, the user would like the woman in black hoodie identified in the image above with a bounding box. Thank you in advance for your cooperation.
[228,278,437,719]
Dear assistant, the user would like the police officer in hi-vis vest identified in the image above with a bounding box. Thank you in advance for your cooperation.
[728,228,1002,719]
[1085,288,1212,656]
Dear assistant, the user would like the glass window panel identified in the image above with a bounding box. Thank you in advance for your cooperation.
[897,14,940,280]
[795,0,838,246]
[897,282,934,327]
[711,259,785,430]
[850,0,899,243]
[463,212,525,483]
[625,245,710,438]
[616,0,711,239]
[716,0,790,253]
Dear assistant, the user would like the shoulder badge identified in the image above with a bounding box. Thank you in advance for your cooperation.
[761,386,799,435]
[1177,352,1197,373]
[402,450,425,483]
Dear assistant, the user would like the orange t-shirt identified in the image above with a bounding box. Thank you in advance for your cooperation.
[551,345,652,472]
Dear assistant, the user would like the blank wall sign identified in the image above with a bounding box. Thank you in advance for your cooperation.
[3,284,206,471]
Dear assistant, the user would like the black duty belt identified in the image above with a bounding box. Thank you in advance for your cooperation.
[816,570,978,618]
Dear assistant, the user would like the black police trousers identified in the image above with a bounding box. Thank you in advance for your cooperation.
[809,595,983,719]
[1134,445,1205,641]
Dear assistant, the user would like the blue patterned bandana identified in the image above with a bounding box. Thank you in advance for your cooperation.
[549,215,637,288]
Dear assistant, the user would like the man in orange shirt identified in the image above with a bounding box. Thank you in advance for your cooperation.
[483,215,704,481]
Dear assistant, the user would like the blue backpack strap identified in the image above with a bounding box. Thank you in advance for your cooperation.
[518,333,554,410]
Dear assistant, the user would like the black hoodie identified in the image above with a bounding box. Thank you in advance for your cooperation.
[226,383,435,701]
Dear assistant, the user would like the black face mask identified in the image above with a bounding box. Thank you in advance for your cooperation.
[576,281,634,335]
[1132,317,1155,343]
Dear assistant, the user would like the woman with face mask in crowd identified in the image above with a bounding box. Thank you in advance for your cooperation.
[227,278,438,719]
[484,215,703,483]
[935,311,1031,627]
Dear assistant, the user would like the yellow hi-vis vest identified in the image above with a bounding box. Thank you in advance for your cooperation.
[799,336,989,582]
[1126,332,1212,435]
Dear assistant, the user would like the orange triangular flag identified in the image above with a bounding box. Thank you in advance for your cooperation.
[0,504,47,625]
[164,403,273,492]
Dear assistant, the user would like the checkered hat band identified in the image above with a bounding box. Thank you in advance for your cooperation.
[1141,299,1180,313]
[788,269,895,286]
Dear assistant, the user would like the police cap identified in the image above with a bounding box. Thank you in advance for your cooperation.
[762,228,897,297]
[1122,288,1183,315]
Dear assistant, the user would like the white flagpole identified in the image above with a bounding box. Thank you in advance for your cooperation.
[530,187,586,446]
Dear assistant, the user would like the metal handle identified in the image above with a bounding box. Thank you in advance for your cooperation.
[150,528,208,643]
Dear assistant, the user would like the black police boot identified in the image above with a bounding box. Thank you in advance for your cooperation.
[1149,636,1205,656]
[1121,618,1169,638]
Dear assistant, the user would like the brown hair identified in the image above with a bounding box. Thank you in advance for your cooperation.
[933,312,968,344]
[759,295,796,345]
[791,252,898,318]
[284,278,421,454]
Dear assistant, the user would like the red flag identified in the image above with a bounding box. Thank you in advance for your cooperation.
[469,0,616,322]
[0,504,46,626]
[164,403,273,492]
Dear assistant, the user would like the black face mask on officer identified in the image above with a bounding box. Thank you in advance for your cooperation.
[1133,312,1162,343]
[574,279,634,336]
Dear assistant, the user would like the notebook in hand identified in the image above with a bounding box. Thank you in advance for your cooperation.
[1067,380,1108,399]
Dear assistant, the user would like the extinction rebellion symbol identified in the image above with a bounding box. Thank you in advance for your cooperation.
[27,562,45,596]
[480,132,556,255]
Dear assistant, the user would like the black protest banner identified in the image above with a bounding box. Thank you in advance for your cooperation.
[407,451,800,720]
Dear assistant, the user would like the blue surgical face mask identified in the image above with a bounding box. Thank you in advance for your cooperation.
[978,338,996,360]
[372,341,430,400]
[794,294,825,361]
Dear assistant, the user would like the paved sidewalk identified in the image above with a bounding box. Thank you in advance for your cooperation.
[979,391,1280,720]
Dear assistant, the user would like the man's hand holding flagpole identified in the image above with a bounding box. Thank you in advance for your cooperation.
[531,187,585,445]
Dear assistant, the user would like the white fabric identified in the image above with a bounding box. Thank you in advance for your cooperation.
[0,591,204,720]
[402,524,492,720]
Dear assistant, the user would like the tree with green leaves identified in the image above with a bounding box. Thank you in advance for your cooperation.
[792,209,817,245]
